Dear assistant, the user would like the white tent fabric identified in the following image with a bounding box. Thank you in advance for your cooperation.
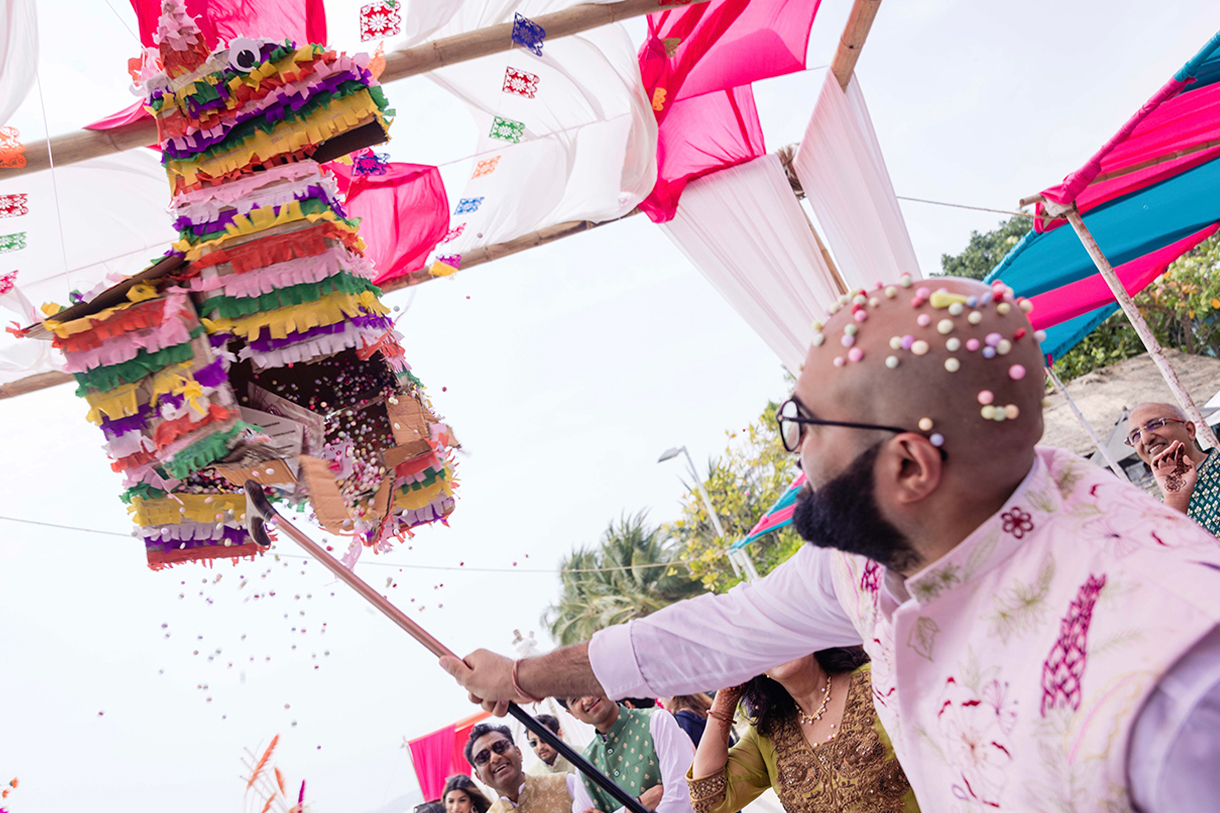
[0,0,38,126]
[794,72,922,290]
[392,0,655,262]
[660,154,840,373]
[427,24,656,259]
[0,150,175,383]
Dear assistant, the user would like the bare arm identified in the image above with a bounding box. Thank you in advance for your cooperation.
[440,642,604,716]
[690,687,742,780]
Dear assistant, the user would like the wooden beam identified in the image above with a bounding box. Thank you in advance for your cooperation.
[1065,205,1220,450]
[379,212,640,294]
[0,370,72,399]
[0,0,705,180]
[830,0,882,90]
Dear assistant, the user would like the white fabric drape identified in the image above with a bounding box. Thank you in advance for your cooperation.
[0,150,175,383]
[661,154,840,373]
[794,73,921,290]
[428,22,656,258]
[0,0,38,126]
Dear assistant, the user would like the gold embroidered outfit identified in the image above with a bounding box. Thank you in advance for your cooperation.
[686,665,916,813]
[488,773,573,813]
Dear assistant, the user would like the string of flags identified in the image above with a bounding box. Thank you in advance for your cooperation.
[359,0,401,42]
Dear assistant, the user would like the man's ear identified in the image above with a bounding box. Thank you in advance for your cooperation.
[880,433,944,505]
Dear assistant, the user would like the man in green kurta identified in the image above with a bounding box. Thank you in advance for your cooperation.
[560,696,694,813]
[1127,402,1220,535]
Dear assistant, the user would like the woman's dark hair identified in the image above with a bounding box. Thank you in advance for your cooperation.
[442,774,491,813]
[740,647,869,735]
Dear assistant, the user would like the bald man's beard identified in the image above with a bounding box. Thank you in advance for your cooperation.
[792,442,921,573]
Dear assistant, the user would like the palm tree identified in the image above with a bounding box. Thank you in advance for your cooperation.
[544,511,705,646]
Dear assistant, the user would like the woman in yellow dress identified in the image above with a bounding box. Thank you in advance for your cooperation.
[686,647,917,813]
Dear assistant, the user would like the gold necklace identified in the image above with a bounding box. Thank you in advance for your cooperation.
[795,674,833,726]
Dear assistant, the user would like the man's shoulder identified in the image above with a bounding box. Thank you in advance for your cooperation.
[528,771,570,790]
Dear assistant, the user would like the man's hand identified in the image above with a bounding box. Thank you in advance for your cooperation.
[439,649,525,716]
[638,784,663,810]
[1151,440,1198,512]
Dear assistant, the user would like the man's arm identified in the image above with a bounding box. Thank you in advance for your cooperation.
[648,710,696,813]
[442,545,861,712]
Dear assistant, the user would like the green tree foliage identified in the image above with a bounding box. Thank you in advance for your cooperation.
[939,215,1032,280]
[666,401,804,594]
[544,512,704,646]
[940,220,1220,381]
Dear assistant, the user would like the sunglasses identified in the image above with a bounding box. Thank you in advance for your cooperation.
[472,738,515,766]
[1126,416,1188,447]
[775,397,909,453]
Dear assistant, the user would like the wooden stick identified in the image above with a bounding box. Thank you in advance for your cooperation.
[0,369,72,399]
[1064,206,1220,450]
[1,0,706,179]
[379,212,640,294]
[1045,363,1128,479]
[830,0,882,90]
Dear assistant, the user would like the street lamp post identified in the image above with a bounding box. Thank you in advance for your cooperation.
[658,446,760,581]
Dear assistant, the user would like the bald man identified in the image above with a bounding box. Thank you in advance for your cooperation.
[444,278,1220,812]
[1126,402,1220,535]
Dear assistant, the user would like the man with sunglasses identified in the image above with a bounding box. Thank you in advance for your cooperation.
[466,722,597,813]
[445,278,1220,813]
[1126,402,1220,535]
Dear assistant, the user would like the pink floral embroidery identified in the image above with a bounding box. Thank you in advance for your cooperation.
[1040,574,1106,716]
[860,560,880,594]
[937,676,1013,807]
[1000,507,1034,538]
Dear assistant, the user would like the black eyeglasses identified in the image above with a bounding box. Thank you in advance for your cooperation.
[775,397,912,453]
[1126,416,1188,447]
[472,738,515,766]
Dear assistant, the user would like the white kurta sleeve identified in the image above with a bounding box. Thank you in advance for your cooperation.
[590,544,862,699]
[649,709,697,813]
[1128,624,1220,812]
[568,772,596,813]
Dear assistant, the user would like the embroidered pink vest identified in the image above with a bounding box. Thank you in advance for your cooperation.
[830,446,1220,811]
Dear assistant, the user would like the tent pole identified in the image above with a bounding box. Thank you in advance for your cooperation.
[0,0,707,180]
[1064,205,1219,450]
[1045,363,1127,479]
[830,0,882,91]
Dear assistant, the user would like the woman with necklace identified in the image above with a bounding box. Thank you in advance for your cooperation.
[686,647,917,813]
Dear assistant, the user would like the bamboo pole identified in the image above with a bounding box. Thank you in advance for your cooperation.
[0,369,72,399]
[0,0,705,179]
[1045,364,1128,479]
[1064,205,1219,450]
[830,0,882,90]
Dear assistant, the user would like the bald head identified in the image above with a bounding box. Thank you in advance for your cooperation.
[794,277,1046,495]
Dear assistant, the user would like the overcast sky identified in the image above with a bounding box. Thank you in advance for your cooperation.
[3,1,1220,811]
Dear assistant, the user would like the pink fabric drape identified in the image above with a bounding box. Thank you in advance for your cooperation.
[129,0,326,49]
[1027,223,1219,329]
[330,160,450,285]
[637,0,821,222]
[408,711,489,801]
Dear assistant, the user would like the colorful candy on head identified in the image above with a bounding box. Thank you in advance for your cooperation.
[848,347,864,362]
[984,333,1002,347]
[1013,328,1026,341]
[918,417,934,431]
[996,339,1012,355]
[977,390,994,405]
[937,319,954,335]
[889,336,902,350]
[833,357,846,367]
[885,355,900,369]
[967,311,983,325]
[930,433,945,447]
[966,338,981,351]
[812,333,826,346]
[854,309,868,323]
[841,334,855,348]
[1008,364,1026,380]
[944,358,961,372]
[982,346,997,359]
[899,274,913,288]
[916,313,932,327]
[996,302,1012,315]
[885,286,898,298]
[853,294,867,306]
[901,334,915,350]
[911,340,930,356]
[966,295,978,308]
[946,337,961,352]
[869,297,880,307]
[1034,330,1047,343]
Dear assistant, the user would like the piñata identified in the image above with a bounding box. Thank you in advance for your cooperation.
[26,0,457,570]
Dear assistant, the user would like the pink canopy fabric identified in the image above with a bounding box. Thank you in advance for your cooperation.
[407,710,490,801]
[330,159,450,285]
[637,0,821,222]
[1027,223,1220,330]
[1037,30,1220,232]
[129,0,327,50]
